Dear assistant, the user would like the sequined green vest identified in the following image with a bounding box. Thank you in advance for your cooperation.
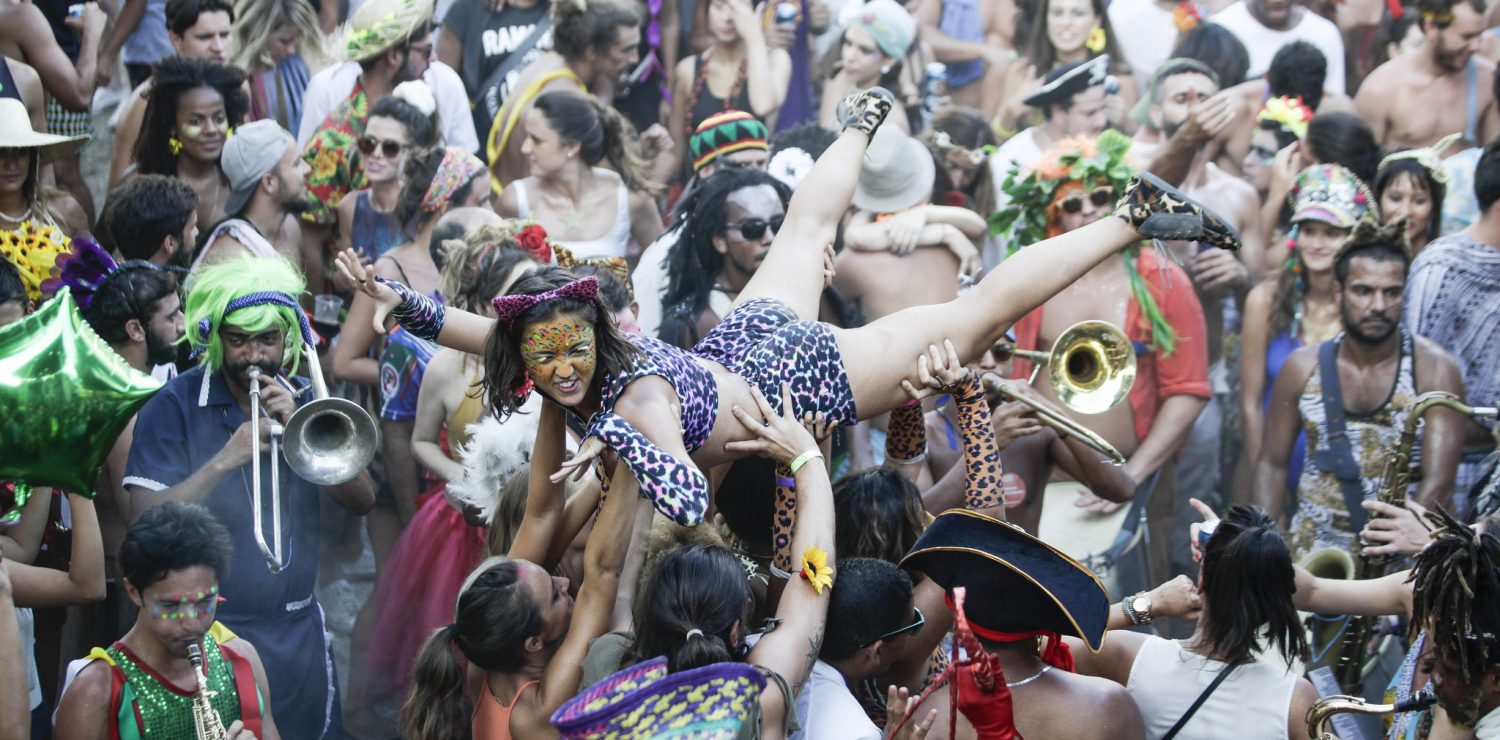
[105,632,243,738]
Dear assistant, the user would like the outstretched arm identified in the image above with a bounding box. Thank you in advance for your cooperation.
[514,467,643,735]
[508,401,570,564]
[336,249,495,355]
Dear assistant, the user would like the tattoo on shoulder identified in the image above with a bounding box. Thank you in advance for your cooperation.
[793,630,825,696]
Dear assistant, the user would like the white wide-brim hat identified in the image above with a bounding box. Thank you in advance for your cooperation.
[0,99,87,157]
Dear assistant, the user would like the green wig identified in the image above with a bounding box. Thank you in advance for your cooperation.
[990,129,1178,356]
[183,254,309,372]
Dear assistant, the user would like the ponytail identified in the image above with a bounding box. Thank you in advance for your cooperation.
[596,102,660,195]
[398,626,473,740]
[400,557,543,738]
[633,544,753,673]
[670,627,736,673]
[533,91,660,196]
[1200,505,1307,665]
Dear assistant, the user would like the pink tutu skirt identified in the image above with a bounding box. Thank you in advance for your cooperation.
[359,486,487,706]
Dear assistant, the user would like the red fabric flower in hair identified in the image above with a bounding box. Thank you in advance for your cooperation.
[515,224,553,263]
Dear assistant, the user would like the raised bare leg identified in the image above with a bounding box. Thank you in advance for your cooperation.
[835,173,1241,419]
[734,90,894,321]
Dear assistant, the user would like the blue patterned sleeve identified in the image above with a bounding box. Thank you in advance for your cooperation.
[587,411,709,526]
[378,277,446,340]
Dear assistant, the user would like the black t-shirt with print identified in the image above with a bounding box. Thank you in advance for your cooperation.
[442,0,553,136]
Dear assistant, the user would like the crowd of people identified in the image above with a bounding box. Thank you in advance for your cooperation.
[1,0,1500,735]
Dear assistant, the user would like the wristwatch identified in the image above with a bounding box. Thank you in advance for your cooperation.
[1122,591,1153,626]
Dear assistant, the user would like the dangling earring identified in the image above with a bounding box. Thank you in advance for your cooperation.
[168,136,183,156]
[1086,26,1107,54]
[224,126,235,140]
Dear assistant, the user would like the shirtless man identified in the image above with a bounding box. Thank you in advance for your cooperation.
[833,129,985,323]
[106,0,234,190]
[1357,0,1498,149]
[486,0,642,191]
[1002,131,1210,585]
[914,0,1016,118]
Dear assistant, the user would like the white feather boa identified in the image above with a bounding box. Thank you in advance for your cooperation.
[447,394,542,524]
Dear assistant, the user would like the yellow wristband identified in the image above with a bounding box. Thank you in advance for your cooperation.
[789,449,824,474]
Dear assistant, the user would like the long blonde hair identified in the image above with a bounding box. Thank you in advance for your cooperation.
[231,0,329,73]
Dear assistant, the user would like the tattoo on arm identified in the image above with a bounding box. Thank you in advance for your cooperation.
[793,629,826,696]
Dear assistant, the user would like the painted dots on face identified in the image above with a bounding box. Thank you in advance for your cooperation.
[148,585,222,621]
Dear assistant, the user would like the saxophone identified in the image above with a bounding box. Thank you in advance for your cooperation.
[187,642,229,740]
[1331,392,1500,689]
[1307,691,1437,740]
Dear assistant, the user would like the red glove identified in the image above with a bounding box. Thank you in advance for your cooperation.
[955,660,1021,740]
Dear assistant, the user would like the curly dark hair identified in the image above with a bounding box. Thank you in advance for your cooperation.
[659,168,791,348]
[481,265,639,418]
[1409,508,1500,696]
[135,56,248,176]
[119,502,234,591]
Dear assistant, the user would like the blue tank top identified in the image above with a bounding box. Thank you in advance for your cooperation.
[351,191,403,260]
[1263,330,1307,491]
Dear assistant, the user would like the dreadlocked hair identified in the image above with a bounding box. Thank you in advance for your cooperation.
[481,265,639,418]
[1409,507,1500,688]
[135,56,248,175]
[439,223,541,315]
[1199,505,1307,665]
[659,168,791,349]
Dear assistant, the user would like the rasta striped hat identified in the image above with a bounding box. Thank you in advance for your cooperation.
[689,111,769,173]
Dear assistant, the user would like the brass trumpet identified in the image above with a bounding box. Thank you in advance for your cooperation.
[1307,691,1436,740]
[1010,320,1137,415]
[247,345,378,573]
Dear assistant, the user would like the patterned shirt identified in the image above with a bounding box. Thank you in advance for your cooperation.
[1289,331,1419,559]
[300,81,369,225]
[1405,232,1500,413]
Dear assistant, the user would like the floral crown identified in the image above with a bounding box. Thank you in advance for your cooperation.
[989,129,1135,247]
[1288,163,1380,228]
[1257,96,1314,139]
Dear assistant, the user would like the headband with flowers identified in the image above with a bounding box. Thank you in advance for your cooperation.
[992,129,1180,355]
[1257,96,1315,140]
[420,147,486,213]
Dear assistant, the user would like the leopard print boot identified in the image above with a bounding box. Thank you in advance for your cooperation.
[1113,172,1242,251]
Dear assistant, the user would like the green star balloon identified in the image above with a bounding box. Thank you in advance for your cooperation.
[0,291,162,517]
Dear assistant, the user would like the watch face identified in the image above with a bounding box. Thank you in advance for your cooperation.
[1132,596,1150,614]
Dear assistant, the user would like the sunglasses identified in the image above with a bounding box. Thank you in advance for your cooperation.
[1249,144,1277,163]
[727,215,785,241]
[991,342,1014,362]
[859,608,925,649]
[356,135,406,159]
[1058,186,1115,215]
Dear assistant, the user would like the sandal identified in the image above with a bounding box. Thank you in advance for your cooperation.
[837,87,895,137]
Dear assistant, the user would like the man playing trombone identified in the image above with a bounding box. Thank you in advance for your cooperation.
[123,255,375,740]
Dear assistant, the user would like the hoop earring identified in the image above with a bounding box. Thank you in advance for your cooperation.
[168,136,183,156]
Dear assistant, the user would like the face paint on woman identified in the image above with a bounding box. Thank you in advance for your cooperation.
[521,318,597,404]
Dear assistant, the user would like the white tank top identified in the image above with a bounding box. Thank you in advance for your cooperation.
[1125,636,1298,740]
[514,168,632,260]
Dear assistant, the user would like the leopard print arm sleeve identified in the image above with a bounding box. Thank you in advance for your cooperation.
[378,277,445,340]
[588,412,709,527]
[885,400,928,464]
[772,463,796,576]
[953,375,1004,511]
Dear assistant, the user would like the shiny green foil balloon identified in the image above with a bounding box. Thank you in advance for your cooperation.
[0,291,162,508]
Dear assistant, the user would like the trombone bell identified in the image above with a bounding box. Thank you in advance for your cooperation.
[282,396,379,485]
[1026,320,1137,415]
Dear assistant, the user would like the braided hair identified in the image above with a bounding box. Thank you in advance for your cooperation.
[1409,508,1500,693]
